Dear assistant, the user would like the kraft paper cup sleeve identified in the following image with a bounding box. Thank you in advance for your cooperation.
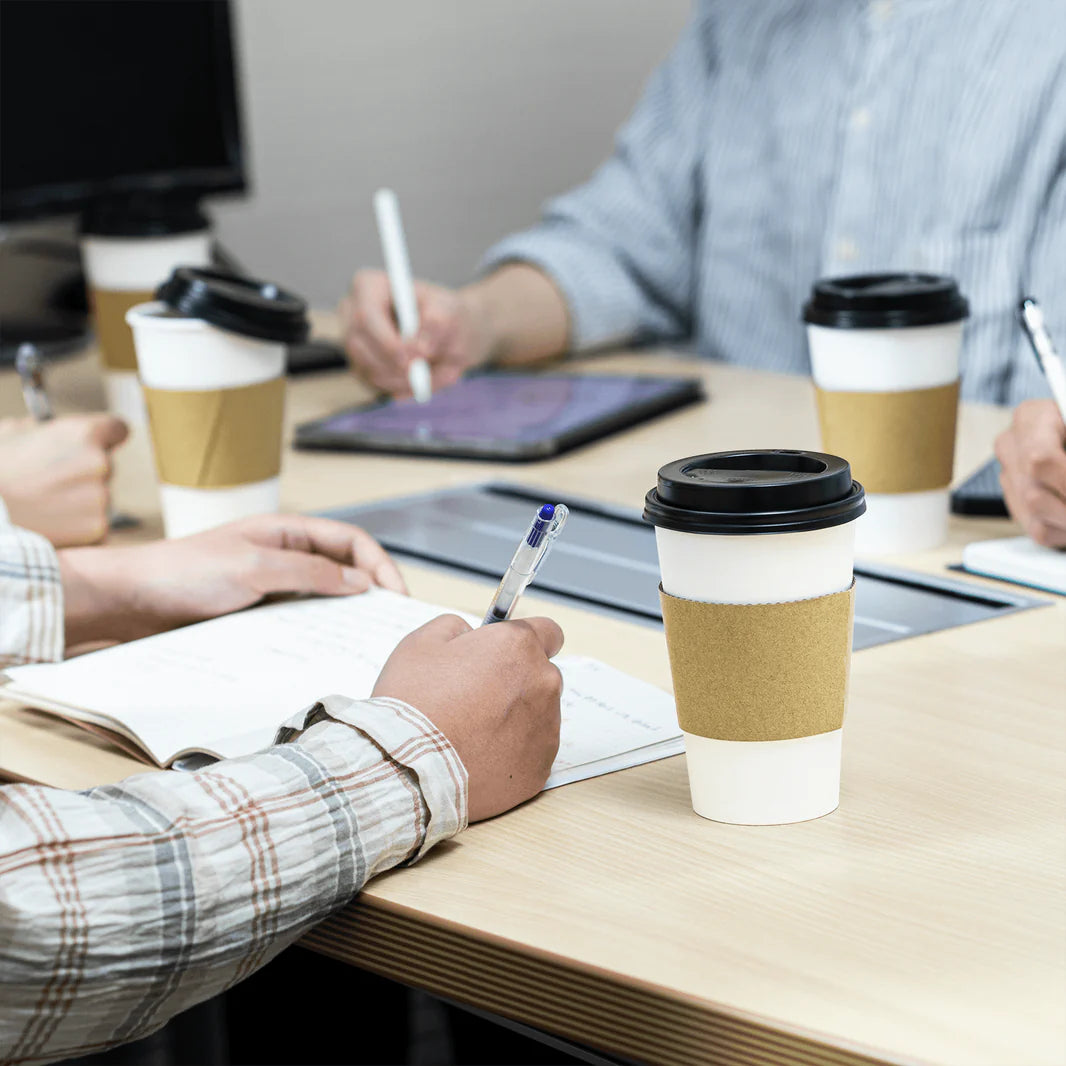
[92,288,157,371]
[659,583,855,742]
[144,377,285,488]
[815,381,959,494]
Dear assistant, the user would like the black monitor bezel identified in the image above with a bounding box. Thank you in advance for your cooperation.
[0,0,247,222]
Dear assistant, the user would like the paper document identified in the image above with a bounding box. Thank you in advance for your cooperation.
[961,536,1066,596]
[3,588,683,788]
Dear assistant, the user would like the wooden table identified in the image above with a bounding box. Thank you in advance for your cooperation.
[1,345,1063,1066]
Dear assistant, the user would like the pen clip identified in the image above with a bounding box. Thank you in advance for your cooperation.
[531,504,568,576]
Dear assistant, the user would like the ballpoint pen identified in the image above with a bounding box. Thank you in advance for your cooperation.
[482,503,569,624]
[15,343,54,422]
[373,187,433,404]
[1019,297,1066,425]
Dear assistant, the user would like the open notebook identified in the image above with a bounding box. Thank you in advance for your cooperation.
[961,536,1066,596]
[1,588,684,790]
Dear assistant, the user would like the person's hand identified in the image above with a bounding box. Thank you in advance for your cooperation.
[58,513,407,646]
[0,414,128,546]
[341,271,493,397]
[994,398,1066,548]
[372,614,564,821]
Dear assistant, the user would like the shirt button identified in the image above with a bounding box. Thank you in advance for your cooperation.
[835,238,859,262]
[851,106,872,130]
[871,0,893,22]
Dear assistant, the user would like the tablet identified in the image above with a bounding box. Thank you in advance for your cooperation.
[950,457,1009,517]
[294,372,705,461]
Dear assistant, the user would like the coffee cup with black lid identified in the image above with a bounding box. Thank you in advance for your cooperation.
[644,450,865,825]
[81,200,213,427]
[803,273,969,554]
[126,267,309,538]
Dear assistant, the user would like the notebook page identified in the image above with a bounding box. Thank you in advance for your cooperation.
[5,590,683,783]
[4,589,466,763]
[962,536,1066,595]
[550,656,681,783]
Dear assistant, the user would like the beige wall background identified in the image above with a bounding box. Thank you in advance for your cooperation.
[212,0,691,309]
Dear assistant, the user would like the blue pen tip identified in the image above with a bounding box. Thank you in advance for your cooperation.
[538,504,555,520]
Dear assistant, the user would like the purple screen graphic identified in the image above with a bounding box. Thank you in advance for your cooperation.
[317,375,679,444]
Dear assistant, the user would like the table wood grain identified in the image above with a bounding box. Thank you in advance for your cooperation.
[1,340,1062,1066]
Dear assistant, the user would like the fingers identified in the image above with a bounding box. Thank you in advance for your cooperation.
[508,616,566,658]
[467,616,564,659]
[345,271,411,392]
[999,467,1066,546]
[83,414,129,451]
[249,547,372,597]
[406,613,474,645]
[51,413,128,452]
[236,514,408,593]
[1003,400,1066,496]
[995,400,1066,547]
[346,333,412,396]
[346,524,407,593]
[46,481,111,547]
[415,282,456,352]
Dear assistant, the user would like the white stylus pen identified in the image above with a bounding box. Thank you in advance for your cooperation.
[1019,298,1066,427]
[373,188,432,403]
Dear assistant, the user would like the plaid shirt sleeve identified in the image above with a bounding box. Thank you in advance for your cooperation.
[0,497,64,668]
[0,693,468,1066]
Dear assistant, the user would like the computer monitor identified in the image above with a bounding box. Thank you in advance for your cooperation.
[0,0,246,223]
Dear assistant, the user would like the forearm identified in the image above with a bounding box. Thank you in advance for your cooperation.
[0,696,467,1065]
[57,545,127,646]
[461,263,571,367]
[57,543,161,646]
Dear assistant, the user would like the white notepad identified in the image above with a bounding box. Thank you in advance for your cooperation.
[961,536,1066,596]
[2,588,683,789]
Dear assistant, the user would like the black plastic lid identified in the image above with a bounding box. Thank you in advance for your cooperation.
[643,450,866,535]
[80,196,210,238]
[156,267,309,344]
[802,273,969,329]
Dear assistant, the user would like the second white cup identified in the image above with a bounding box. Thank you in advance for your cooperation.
[804,274,969,554]
[127,268,308,538]
[81,205,213,426]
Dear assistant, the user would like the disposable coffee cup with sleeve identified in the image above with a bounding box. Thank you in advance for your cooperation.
[81,201,213,426]
[643,450,866,825]
[126,267,309,538]
[803,273,969,554]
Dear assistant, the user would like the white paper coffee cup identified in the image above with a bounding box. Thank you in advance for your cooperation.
[804,274,969,555]
[644,450,866,825]
[126,268,308,538]
[82,230,212,426]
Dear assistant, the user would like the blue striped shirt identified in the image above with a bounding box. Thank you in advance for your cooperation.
[484,0,1066,405]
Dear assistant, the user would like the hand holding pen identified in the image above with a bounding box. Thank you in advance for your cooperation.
[993,298,1066,549]
[0,349,128,546]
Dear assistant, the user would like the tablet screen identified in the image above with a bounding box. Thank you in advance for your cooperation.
[312,374,689,444]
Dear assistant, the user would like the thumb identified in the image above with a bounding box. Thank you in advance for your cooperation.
[406,613,473,645]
